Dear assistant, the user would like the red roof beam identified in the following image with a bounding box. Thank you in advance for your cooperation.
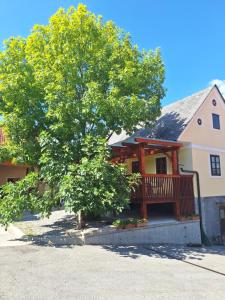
[134,138,182,148]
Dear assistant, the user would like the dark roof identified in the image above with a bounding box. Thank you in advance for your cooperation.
[109,85,213,146]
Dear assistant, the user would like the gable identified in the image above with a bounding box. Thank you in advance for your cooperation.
[179,85,225,148]
[109,86,213,146]
[149,86,212,141]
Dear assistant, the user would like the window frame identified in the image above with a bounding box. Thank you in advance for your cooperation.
[131,161,140,173]
[156,157,167,174]
[210,154,221,177]
[212,113,220,130]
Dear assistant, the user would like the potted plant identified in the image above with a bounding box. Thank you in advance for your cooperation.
[112,218,136,229]
[112,219,126,229]
[191,214,200,220]
[125,218,137,229]
[136,218,148,228]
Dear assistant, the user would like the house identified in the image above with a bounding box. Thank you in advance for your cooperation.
[0,128,28,185]
[109,84,225,242]
[1,84,225,242]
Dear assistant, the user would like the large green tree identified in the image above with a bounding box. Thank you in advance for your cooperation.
[0,5,165,226]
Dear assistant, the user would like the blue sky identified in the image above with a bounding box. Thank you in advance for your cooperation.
[0,0,225,105]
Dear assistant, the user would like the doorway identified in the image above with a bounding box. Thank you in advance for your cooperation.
[148,203,174,219]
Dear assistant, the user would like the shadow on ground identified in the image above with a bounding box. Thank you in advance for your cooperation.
[101,244,225,261]
[11,212,225,260]
[15,214,81,248]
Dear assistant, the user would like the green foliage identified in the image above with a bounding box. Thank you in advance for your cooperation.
[59,142,138,215]
[0,137,140,226]
[112,218,147,228]
[0,173,40,228]
[0,4,164,226]
[0,4,165,166]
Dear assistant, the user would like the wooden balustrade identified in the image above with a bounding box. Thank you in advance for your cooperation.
[131,174,195,218]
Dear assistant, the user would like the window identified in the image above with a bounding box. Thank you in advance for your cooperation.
[132,161,140,173]
[212,113,220,130]
[156,157,167,174]
[197,118,202,125]
[212,99,217,106]
[210,155,221,176]
[7,178,20,183]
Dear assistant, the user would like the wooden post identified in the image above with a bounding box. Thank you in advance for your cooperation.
[172,149,181,220]
[139,143,148,219]
[171,149,179,175]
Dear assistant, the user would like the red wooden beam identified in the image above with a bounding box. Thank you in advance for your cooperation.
[171,150,179,175]
[138,143,148,219]
[135,138,182,148]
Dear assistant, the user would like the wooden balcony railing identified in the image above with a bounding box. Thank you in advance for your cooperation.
[131,174,195,217]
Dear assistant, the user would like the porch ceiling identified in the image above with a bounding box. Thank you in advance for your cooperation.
[111,137,182,161]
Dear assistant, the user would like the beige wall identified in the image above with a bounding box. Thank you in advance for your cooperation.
[179,86,225,197]
[0,165,27,185]
[179,87,225,148]
[178,146,193,171]
[191,148,225,197]
[126,152,173,174]
[125,87,225,198]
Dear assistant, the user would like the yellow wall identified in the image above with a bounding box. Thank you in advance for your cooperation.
[0,165,27,185]
[125,87,225,198]
[179,86,225,197]
[178,146,193,171]
[179,87,225,148]
[191,148,225,197]
[126,153,172,174]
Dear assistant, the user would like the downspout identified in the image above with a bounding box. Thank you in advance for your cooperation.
[180,167,211,246]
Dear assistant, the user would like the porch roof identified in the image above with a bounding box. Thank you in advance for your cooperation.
[110,137,182,161]
[111,137,182,151]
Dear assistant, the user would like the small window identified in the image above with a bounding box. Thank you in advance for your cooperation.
[197,118,202,125]
[156,157,167,174]
[132,161,140,173]
[212,99,217,106]
[210,155,221,176]
[212,113,220,130]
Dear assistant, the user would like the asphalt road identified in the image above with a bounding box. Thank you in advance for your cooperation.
[0,242,225,300]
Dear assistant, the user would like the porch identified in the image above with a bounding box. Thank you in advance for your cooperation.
[111,137,196,220]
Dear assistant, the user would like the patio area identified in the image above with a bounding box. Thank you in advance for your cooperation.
[111,137,196,220]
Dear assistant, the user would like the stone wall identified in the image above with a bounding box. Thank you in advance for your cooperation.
[83,220,201,245]
[201,196,225,240]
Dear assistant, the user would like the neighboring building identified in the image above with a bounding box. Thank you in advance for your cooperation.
[110,84,225,241]
[0,128,28,185]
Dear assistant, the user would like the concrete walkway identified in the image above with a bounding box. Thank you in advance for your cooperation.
[0,225,28,247]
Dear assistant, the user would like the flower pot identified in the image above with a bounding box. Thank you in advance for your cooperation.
[136,222,147,228]
[116,225,125,230]
[191,216,200,220]
[125,223,136,229]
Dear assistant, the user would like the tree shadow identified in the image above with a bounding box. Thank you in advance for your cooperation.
[15,214,81,248]
[133,111,187,141]
[101,244,225,261]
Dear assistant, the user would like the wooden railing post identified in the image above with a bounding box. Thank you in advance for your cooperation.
[171,149,179,175]
[171,149,181,219]
[131,173,195,220]
[139,143,147,219]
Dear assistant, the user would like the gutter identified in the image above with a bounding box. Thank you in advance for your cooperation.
[180,167,211,246]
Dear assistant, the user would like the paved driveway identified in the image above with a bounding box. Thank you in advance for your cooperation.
[0,226,28,247]
[0,243,225,300]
